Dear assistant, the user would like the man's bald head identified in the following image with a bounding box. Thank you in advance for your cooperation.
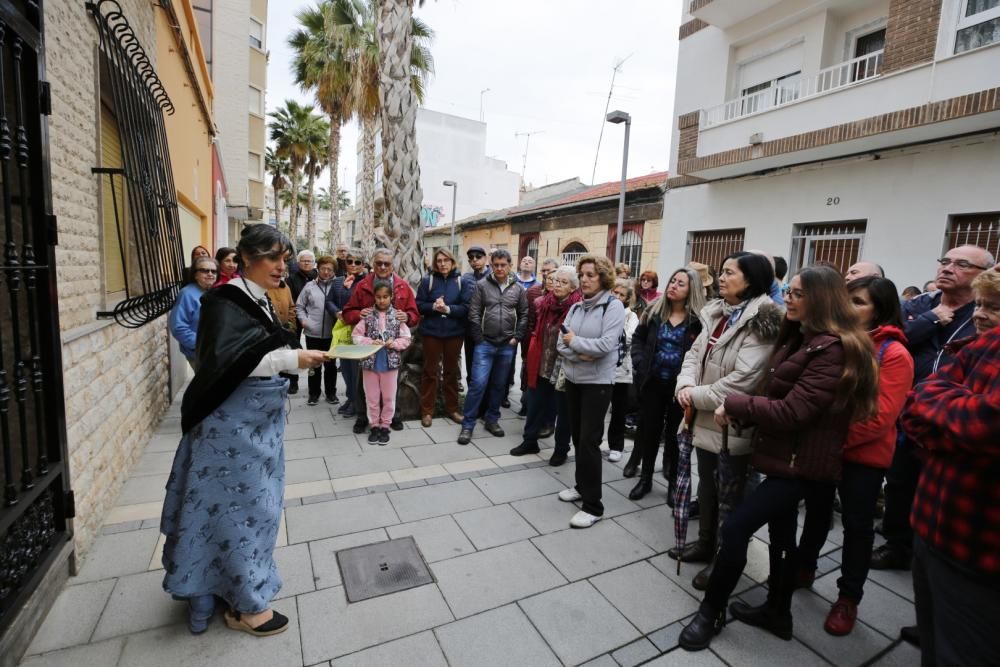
[845,261,884,283]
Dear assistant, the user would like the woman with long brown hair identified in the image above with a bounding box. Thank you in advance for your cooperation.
[680,265,879,651]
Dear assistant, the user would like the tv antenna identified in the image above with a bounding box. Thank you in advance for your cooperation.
[515,130,543,189]
[591,54,633,184]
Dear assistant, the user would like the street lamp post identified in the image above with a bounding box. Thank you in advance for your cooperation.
[606,110,631,265]
[443,180,458,253]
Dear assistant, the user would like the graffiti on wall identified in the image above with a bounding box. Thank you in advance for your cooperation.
[420,204,445,227]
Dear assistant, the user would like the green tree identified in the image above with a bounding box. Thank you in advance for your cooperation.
[265,146,290,230]
[268,100,327,243]
[303,120,331,250]
[289,2,354,249]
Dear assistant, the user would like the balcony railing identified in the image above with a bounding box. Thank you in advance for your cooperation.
[701,50,884,129]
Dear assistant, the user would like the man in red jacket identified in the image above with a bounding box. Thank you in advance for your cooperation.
[342,248,420,432]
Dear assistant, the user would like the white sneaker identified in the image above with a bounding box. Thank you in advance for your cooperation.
[608,450,622,463]
[570,510,602,528]
[558,488,582,502]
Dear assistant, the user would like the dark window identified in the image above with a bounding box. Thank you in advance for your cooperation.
[687,229,745,273]
[946,213,999,258]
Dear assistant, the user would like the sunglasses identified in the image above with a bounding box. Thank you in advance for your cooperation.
[346,259,363,266]
[468,253,485,260]
[374,261,392,268]
[195,268,218,274]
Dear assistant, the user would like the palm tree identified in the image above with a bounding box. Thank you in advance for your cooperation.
[265,147,290,230]
[303,119,331,250]
[331,0,433,265]
[376,0,433,286]
[289,2,354,250]
[268,100,326,242]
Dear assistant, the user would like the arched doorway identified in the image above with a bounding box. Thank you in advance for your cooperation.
[561,241,587,266]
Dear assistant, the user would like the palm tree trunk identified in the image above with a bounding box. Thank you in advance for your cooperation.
[360,113,378,261]
[274,196,284,235]
[377,0,423,288]
[289,170,302,242]
[306,168,317,251]
[329,120,342,248]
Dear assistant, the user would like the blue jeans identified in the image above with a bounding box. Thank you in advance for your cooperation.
[341,359,359,404]
[522,377,558,446]
[462,342,515,429]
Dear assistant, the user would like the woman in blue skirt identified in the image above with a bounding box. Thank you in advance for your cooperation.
[160,225,327,636]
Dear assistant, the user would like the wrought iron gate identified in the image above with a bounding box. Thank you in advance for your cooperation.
[0,0,73,634]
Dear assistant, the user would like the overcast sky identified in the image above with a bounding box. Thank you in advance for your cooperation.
[266,0,681,203]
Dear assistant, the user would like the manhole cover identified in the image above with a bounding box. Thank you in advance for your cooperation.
[336,536,434,602]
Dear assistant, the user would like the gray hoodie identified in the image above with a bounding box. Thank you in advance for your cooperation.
[557,290,626,385]
[296,278,335,338]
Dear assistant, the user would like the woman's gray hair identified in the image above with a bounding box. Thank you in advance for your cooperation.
[553,265,579,289]
[237,224,293,269]
[297,249,315,261]
[194,256,218,270]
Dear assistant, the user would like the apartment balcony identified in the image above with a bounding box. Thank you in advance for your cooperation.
[689,0,783,29]
[680,44,1000,180]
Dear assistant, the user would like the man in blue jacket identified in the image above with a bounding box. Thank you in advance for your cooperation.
[872,245,994,576]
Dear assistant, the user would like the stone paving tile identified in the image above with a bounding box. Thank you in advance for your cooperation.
[866,566,915,602]
[579,654,618,667]
[424,474,455,485]
[273,543,315,600]
[614,504,679,553]
[811,570,915,638]
[102,520,142,535]
[286,435,361,460]
[519,580,641,665]
[284,422,317,440]
[590,561,701,633]
[313,418,364,438]
[595,484,644,519]
[286,480,335,499]
[91,570,186,641]
[434,604,560,667]
[20,637,125,667]
[871,640,922,666]
[331,472,393,492]
[115,597,301,667]
[104,501,164,524]
[24,579,116,655]
[471,467,566,504]
[388,464,448,484]
[376,428,434,447]
[510,493,580,534]
[117,473,168,505]
[146,434,179,452]
[708,615,828,667]
[385,515,476,563]
[432,540,566,618]
[788,588,894,665]
[72,527,159,584]
[335,489,367,500]
[330,631,447,667]
[605,477,669,509]
[302,492,337,505]
[285,493,399,544]
[396,479,427,489]
[453,504,538,550]
[386,479,491,523]
[403,442,488,467]
[611,638,659,667]
[131,451,175,477]
[423,424,464,444]
[644,648,729,666]
[532,520,654,581]
[647,621,687,653]
[648,553,757,599]
[298,584,453,664]
[469,434,525,457]
[286,406,336,423]
[309,529,390,589]
[442,456,498,475]
[286,457,335,484]
[323,448,412,479]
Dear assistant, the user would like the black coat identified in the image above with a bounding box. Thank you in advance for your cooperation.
[630,311,701,390]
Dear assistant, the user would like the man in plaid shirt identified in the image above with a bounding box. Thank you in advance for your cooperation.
[899,290,1000,667]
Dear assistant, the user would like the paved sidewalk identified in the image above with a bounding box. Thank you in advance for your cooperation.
[21,373,920,666]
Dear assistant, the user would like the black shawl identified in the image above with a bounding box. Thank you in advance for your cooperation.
[180,284,297,433]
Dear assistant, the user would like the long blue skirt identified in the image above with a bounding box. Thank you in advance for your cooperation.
[160,376,287,613]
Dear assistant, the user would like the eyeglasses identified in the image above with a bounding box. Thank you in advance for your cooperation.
[346,259,363,266]
[937,257,990,271]
[374,261,392,268]
[552,278,571,285]
[195,268,218,274]
[785,289,806,300]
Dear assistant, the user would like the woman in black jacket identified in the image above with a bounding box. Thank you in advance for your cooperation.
[627,268,705,500]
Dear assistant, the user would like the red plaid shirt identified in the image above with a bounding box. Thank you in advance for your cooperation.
[901,328,1000,580]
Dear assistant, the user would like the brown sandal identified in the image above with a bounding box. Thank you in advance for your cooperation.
[224,609,289,636]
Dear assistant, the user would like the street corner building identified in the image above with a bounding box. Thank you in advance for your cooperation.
[661,0,1000,285]
[0,0,264,662]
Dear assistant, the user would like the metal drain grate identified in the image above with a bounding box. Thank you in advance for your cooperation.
[336,536,434,602]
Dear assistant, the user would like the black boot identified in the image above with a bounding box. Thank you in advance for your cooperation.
[622,448,641,478]
[679,604,725,651]
[628,473,653,500]
[692,557,716,591]
[728,599,793,640]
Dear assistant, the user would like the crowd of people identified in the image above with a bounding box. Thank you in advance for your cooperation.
[164,226,998,664]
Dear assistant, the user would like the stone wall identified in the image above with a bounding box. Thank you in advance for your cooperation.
[45,0,171,557]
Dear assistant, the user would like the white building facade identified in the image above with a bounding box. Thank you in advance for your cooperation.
[661,0,1000,289]
[356,108,521,230]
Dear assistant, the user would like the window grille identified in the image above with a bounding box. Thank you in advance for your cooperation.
[562,241,587,267]
[945,214,999,258]
[619,230,643,277]
[687,228,745,272]
[525,237,539,266]
[90,0,185,327]
[790,222,866,275]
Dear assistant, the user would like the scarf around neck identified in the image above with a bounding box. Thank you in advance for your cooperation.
[721,298,748,327]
